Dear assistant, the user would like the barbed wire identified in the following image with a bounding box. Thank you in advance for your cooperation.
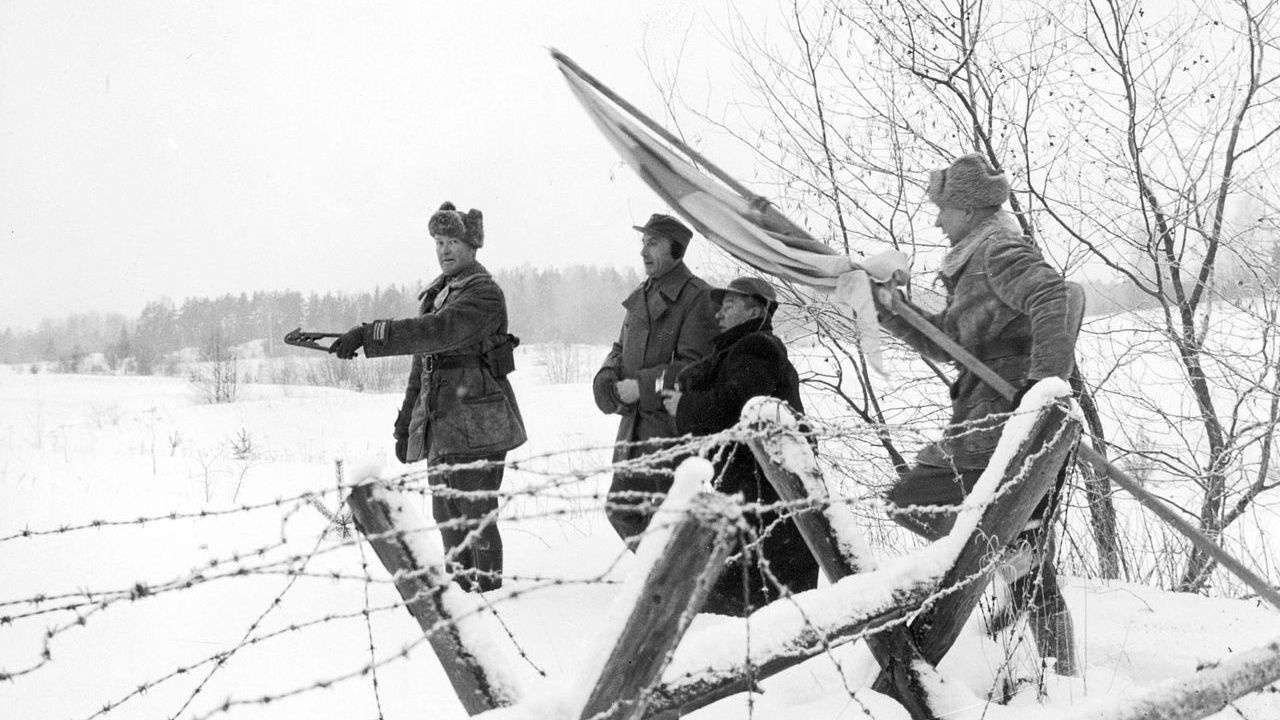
[1,404,1122,718]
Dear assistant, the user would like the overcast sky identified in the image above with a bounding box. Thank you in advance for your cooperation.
[1,1,764,330]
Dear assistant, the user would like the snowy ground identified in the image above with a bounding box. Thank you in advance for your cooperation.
[2,363,1279,719]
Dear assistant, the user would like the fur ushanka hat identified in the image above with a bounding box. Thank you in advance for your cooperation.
[927,153,1010,209]
[428,201,484,249]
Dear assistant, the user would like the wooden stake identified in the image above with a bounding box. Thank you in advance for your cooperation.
[908,404,1080,667]
[348,482,512,714]
[744,401,936,720]
[578,491,740,720]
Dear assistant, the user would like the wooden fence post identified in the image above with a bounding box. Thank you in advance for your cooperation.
[743,397,936,719]
[577,490,740,720]
[906,403,1081,667]
[347,481,526,714]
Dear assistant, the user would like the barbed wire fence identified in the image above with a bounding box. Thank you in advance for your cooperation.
[0,402,1269,719]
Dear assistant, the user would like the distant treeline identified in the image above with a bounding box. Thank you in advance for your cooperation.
[1,265,643,371]
[0,266,1230,372]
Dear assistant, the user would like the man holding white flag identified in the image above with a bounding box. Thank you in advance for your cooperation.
[873,153,1079,673]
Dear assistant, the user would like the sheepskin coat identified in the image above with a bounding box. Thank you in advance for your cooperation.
[878,211,1074,469]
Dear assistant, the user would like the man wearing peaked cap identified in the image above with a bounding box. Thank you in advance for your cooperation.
[872,152,1080,673]
[659,276,818,614]
[593,211,718,548]
[631,212,693,248]
[709,276,779,313]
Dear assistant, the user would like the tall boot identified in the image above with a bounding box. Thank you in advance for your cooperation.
[1027,562,1078,676]
[468,522,504,592]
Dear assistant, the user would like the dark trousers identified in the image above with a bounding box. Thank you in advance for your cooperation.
[885,462,1066,540]
[431,453,505,592]
[606,468,675,549]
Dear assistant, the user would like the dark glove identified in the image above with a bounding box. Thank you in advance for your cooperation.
[329,324,365,359]
[394,435,408,464]
[1012,381,1037,407]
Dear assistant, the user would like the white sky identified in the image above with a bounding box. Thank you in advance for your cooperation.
[1,1,761,330]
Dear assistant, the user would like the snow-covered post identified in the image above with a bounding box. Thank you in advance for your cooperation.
[740,396,876,576]
[741,396,933,720]
[347,477,534,714]
[575,458,741,720]
[907,397,1081,668]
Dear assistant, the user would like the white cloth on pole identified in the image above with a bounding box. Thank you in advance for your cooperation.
[831,250,911,377]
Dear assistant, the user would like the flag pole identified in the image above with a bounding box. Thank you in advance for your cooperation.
[551,48,757,201]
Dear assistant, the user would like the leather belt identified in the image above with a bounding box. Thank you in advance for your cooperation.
[424,354,484,373]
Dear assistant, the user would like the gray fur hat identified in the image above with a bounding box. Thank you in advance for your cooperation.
[428,201,484,248]
[926,153,1009,209]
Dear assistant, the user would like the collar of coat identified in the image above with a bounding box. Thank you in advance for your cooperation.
[713,315,775,351]
[938,211,1022,282]
[418,261,491,302]
[641,261,697,301]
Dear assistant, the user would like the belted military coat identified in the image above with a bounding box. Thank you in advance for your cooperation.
[364,262,526,463]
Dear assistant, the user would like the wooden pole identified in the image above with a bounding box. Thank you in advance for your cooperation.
[347,482,515,714]
[1069,635,1280,720]
[578,491,740,720]
[743,400,936,719]
[909,404,1080,666]
[550,49,821,246]
[646,582,936,714]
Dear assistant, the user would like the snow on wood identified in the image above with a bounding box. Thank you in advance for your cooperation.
[650,545,954,712]
[476,458,741,720]
[741,395,877,572]
[931,378,1073,565]
[348,471,537,712]
[1065,635,1280,720]
[566,457,713,708]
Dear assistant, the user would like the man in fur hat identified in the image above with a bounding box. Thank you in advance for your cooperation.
[329,201,525,593]
[873,153,1079,673]
[593,213,719,547]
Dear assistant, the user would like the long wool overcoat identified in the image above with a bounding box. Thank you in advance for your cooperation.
[364,262,526,463]
[592,262,718,462]
[674,317,820,612]
[878,211,1075,470]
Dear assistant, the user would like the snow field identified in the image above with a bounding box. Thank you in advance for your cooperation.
[2,357,1279,719]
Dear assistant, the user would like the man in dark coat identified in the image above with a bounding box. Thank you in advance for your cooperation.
[330,201,526,593]
[593,213,719,547]
[662,277,819,615]
[873,153,1078,672]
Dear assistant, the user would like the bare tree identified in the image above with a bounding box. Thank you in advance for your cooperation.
[653,0,1280,590]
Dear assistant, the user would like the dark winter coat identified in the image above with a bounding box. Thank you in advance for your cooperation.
[674,317,820,611]
[364,262,526,463]
[593,262,719,462]
[878,211,1074,469]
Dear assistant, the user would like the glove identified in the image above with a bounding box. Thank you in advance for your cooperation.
[329,325,365,359]
[1012,382,1037,407]
[394,435,408,464]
